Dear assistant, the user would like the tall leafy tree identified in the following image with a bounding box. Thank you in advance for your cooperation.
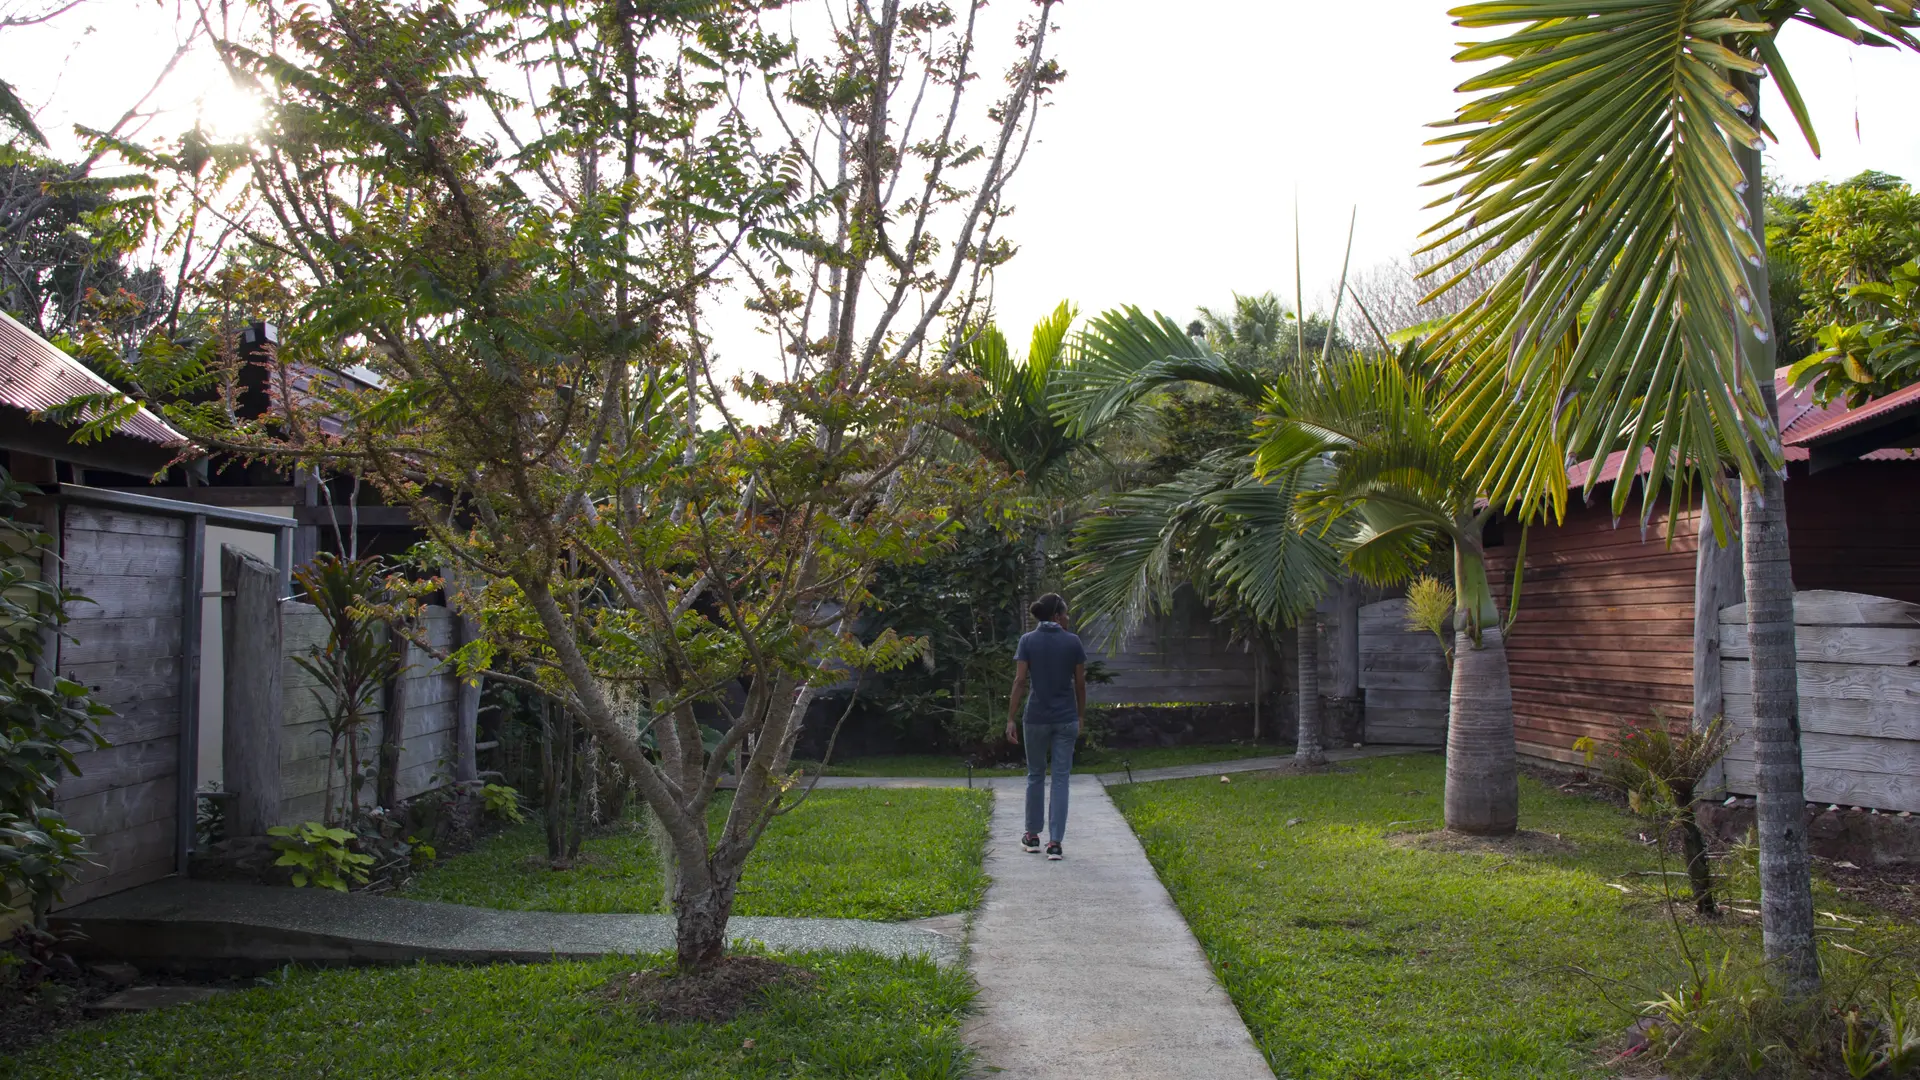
[165,0,1062,973]
[1423,0,1919,997]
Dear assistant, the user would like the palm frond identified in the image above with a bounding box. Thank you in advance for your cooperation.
[1422,2,1918,527]
[1058,306,1270,436]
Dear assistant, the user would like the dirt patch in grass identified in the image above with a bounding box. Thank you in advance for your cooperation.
[599,956,812,1023]
[1233,762,1353,781]
[1822,858,1920,924]
[1387,828,1579,856]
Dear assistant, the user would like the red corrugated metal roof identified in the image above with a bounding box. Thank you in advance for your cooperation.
[1782,380,1920,449]
[1567,371,1917,485]
[0,310,185,446]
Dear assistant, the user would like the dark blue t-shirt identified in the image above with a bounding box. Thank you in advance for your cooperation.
[1015,622,1087,724]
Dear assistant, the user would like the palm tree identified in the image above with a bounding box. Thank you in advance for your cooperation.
[952,301,1096,624]
[1256,349,1525,832]
[1061,307,1341,763]
[1421,1,1919,996]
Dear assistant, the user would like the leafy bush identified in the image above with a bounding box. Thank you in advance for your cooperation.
[267,822,374,891]
[1578,713,1732,915]
[0,468,111,924]
[481,783,525,824]
[290,554,400,825]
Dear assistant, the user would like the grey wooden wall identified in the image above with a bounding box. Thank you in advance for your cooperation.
[1082,588,1274,706]
[1358,598,1448,745]
[51,505,187,906]
[280,604,460,823]
[1721,590,1920,813]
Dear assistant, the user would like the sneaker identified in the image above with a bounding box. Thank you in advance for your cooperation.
[1046,841,1063,860]
[1020,832,1041,853]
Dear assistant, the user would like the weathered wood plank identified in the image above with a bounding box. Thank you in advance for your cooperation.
[63,507,185,537]
[1723,759,1920,814]
[1720,623,1920,664]
[1722,659,1920,702]
[57,737,177,802]
[1720,590,1920,627]
[59,616,183,664]
[223,545,284,835]
[60,573,185,619]
[1722,731,1920,778]
[1361,689,1450,711]
[59,655,179,711]
[58,775,177,836]
[58,532,186,577]
[1721,692,1920,741]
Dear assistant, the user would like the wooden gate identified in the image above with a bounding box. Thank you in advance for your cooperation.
[50,503,196,906]
[1358,598,1448,745]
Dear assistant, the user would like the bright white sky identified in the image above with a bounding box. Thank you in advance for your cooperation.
[12,0,1920,349]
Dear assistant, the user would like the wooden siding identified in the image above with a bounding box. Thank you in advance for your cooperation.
[1083,588,1273,706]
[1785,461,1920,605]
[280,604,460,823]
[1720,590,1920,812]
[1358,599,1447,745]
[1485,494,1700,764]
[52,505,185,906]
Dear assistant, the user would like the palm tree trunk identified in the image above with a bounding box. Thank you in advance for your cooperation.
[1744,423,1819,996]
[1444,625,1518,835]
[1445,540,1517,835]
[1296,613,1325,765]
[1735,72,1819,1000]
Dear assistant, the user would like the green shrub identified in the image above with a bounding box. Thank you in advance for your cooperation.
[268,822,374,891]
[0,468,112,925]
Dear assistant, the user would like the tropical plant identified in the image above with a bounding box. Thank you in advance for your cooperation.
[1255,350,1527,832]
[291,554,401,827]
[0,468,111,925]
[1420,0,1920,998]
[1790,259,1920,406]
[267,822,374,892]
[1061,306,1344,763]
[1584,714,1735,914]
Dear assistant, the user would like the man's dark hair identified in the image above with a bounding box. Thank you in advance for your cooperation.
[1029,593,1067,622]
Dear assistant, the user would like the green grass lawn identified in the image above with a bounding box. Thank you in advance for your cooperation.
[1109,754,1919,1080]
[798,741,1283,777]
[4,951,974,1080]
[404,788,989,921]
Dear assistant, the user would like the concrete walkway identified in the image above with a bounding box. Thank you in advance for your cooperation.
[796,743,1431,790]
[963,775,1275,1079]
[53,879,962,973]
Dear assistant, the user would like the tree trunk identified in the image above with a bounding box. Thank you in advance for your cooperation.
[1295,612,1325,765]
[1735,70,1820,1000]
[1680,812,1718,917]
[1744,442,1819,995]
[377,621,412,813]
[674,871,741,973]
[1443,626,1518,835]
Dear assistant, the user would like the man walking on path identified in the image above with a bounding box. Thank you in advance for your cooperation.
[1006,593,1087,860]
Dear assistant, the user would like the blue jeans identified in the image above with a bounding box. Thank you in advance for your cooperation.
[1024,720,1078,844]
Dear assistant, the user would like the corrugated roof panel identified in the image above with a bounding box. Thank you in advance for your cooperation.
[0,310,185,446]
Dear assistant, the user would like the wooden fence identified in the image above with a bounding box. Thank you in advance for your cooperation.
[1357,598,1448,745]
[279,604,462,823]
[49,504,190,905]
[1721,590,1920,813]
[1082,588,1275,706]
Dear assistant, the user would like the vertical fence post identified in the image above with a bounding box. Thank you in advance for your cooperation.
[222,544,283,837]
[1693,506,1743,798]
[453,611,482,784]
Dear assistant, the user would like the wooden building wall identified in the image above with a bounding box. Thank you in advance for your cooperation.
[51,505,187,905]
[1484,492,1701,765]
[1784,461,1920,605]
